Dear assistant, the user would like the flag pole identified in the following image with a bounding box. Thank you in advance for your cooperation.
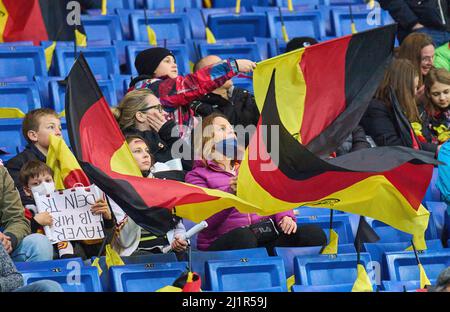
[278,6,289,43]
[349,4,357,34]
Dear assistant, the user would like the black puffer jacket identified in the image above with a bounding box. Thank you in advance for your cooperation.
[380,0,450,42]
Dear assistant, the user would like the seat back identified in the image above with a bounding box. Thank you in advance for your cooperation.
[294,252,373,286]
[208,13,268,41]
[191,247,269,290]
[0,82,41,114]
[81,15,123,41]
[0,46,47,81]
[130,13,192,43]
[205,257,287,292]
[267,11,325,41]
[109,262,188,292]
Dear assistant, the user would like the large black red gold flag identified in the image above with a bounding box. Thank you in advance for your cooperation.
[65,53,262,236]
[238,25,438,248]
[0,0,86,45]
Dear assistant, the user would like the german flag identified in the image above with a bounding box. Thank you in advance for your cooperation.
[46,135,90,190]
[0,0,86,45]
[65,53,262,236]
[238,25,438,242]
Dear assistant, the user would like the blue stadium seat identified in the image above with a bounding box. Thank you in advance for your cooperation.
[93,253,178,291]
[0,82,42,114]
[208,13,269,41]
[87,0,134,14]
[267,11,326,41]
[232,77,254,94]
[213,0,270,9]
[0,41,34,47]
[296,214,354,244]
[21,266,102,292]
[292,283,353,292]
[81,15,123,41]
[275,243,356,278]
[130,12,192,43]
[367,219,412,243]
[385,250,450,281]
[330,0,366,4]
[109,262,188,292]
[60,118,70,145]
[109,74,131,100]
[191,247,268,290]
[294,252,373,286]
[145,0,202,10]
[363,239,443,281]
[54,46,119,79]
[15,258,85,272]
[111,40,147,68]
[331,6,383,37]
[0,119,26,157]
[252,5,313,13]
[198,42,262,61]
[205,257,287,292]
[275,0,330,7]
[126,43,190,76]
[49,79,117,113]
[294,207,345,217]
[425,201,448,240]
[381,280,436,292]
[423,167,441,202]
[0,46,47,81]
[34,76,64,109]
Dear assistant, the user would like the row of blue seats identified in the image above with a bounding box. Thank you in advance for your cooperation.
[95,0,367,13]
[81,5,391,43]
[14,243,450,292]
[0,41,270,81]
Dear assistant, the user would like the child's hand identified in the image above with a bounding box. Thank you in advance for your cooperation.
[91,199,112,220]
[229,176,237,194]
[34,212,53,226]
[171,235,188,252]
[0,232,12,254]
[236,59,257,73]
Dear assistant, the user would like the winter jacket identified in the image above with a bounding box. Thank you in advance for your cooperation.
[191,87,260,129]
[185,160,296,251]
[379,0,450,42]
[0,244,23,292]
[6,144,46,206]
[361,98,438,154]
[128,59,240,138]
[0,166,30,250]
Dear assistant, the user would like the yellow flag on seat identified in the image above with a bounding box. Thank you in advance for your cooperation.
[147,25,157,46]
[321,229,339,255]
[44,41,56,70]
[91,257,103,276]
[105,244,124,269]
[352,264,373,292]
[419,264,431,289]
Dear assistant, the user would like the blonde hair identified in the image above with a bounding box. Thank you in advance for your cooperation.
[193,113,233,165]
[113,89,154,130]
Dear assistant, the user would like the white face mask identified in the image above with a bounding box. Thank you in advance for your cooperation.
[31,181,55,196]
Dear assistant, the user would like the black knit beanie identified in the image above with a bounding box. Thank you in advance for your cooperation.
[134,47,175,76]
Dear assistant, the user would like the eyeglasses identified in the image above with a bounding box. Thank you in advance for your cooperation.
[139,104,163,113]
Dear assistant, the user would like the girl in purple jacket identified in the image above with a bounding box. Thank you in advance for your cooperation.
[185,113,326,253]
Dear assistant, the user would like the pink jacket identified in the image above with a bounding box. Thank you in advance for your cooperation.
[185,161,296,250]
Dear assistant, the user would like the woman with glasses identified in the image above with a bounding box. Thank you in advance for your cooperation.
[112,89,188,175]
[397,32,436,98]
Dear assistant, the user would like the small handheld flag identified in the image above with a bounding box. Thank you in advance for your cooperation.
[236,0,241,14]
[278,6,289,43]
[287,0,294,12]
[101,0,107,15]
[349,5,357,34]
[144,4,157,46]
[411,239,431,289]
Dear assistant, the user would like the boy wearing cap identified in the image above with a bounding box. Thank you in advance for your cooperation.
[128,47,256,138]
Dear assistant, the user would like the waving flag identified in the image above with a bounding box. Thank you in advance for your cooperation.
[65,53,262,236]
[0,0,86,45]
[238,25,437,241]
